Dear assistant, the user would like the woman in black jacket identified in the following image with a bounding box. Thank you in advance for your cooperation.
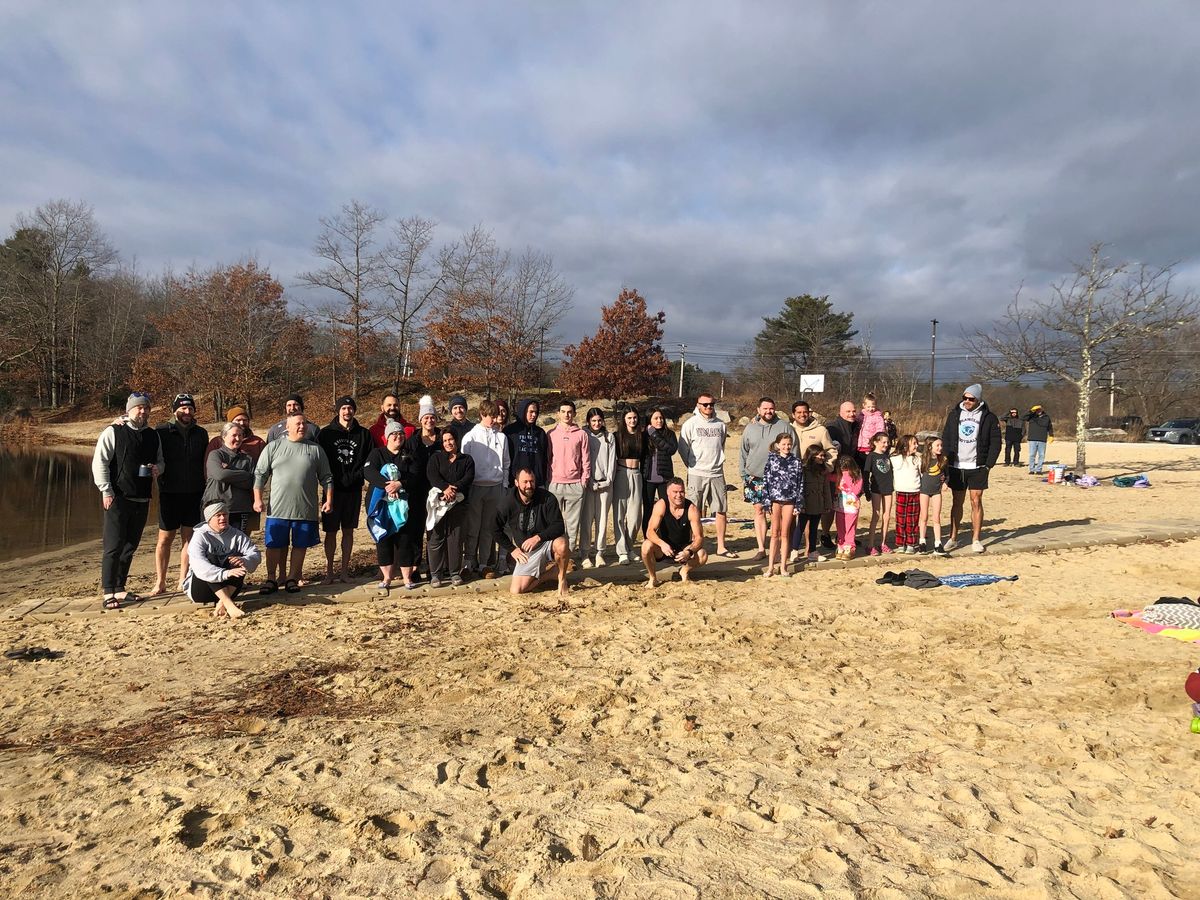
[641,408,678,532]
[364,423,425,591]
[426,430,475,587]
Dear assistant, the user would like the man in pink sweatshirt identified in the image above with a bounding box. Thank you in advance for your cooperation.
[547,400,592,564]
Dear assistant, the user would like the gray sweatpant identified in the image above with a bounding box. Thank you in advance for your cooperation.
[550,482,585,558]
[464,482,504,570]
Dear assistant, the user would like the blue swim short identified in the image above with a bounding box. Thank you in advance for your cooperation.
[263,517,321,550]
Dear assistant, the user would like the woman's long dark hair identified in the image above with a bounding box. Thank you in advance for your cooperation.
[585,407,606,433]
[615,404,643,459]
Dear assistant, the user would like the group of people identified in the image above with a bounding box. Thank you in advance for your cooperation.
[92,381,1017,613]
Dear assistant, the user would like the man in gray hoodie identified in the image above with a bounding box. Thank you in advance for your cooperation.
[739,397,796,560]
[678,392,734,557]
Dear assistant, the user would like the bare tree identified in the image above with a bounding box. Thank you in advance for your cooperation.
[378,215,454,386]
[298,200,386,397]
[1112,323,1200,427]
[4,201,117,406]
[967,243,1197,472]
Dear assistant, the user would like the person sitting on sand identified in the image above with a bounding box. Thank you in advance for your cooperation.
[495,467,570,597]
[185,501,262,619]
[641,477,708,588]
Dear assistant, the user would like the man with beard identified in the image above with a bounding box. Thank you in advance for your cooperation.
[942,383,1001,553]
[504,398,548,487]
[738,397,795,560]
[369,391,416,448]
[266,393,320,443]
[318,396,373,584]
[92,392,164,609]
[152,392,209,595]
[495,468,569,597]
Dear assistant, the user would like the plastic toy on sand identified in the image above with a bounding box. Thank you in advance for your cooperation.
[1186,668,1200,733]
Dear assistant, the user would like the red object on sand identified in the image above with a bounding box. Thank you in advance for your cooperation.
[1185,670,1200,703]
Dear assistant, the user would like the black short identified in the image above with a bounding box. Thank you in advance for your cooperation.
[189,575,245,605]
[321,488,362,532]
[230,511,260,534]
[159,491,203,531]
[947,467,989,492]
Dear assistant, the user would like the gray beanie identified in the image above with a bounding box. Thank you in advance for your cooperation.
[963,383,983,400]
[126,392,151,412]
[418,394,436,419]
[384,420,406,438]
[203,501,229,522]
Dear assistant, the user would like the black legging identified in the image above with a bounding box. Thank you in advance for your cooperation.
[190,574,245,604]
[1004,437,1021,465]
[377,517,423,568]
[101,497,150,593]
[641,480,669,533]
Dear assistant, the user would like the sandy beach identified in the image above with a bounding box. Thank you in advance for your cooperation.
[1,437,1198,897]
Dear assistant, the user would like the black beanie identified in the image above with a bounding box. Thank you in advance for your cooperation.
[286,393,305,411]
[336,395,356,412]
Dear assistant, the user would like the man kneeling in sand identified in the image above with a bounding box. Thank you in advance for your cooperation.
[642,477,708,588]
[496,468,570,597]
[185,501,262,619]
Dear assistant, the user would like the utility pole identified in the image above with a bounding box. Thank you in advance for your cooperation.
[678,343,687,398]
[929,319,938,408]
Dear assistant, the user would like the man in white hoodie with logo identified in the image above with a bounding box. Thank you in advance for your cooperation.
[460,399,511,578]
[678,392,735,558]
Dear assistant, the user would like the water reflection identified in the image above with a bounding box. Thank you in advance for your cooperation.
[0,445,156,563]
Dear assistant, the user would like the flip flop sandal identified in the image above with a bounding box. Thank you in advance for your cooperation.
[259,580,279,595]
[285,580,301,594]
[718,549,739,558]
[103,596,123,610]
[403,582,419,591]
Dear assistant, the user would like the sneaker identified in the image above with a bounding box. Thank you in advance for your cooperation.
[481,566,496,579]
[594,553,606,568]
[971,541,986,553]
[880,544,893,554]
[820,533,836,551]
[903,545,916,555]
[450,574,465,587]
[868,547,879,557]
[581,557,594,569]
[844,546,855,560]
[917,542,929,554]
[943,538,957,553]
[429,575,443,589]
[934,543,948,556]
[807,552,825,563]
[617,555,630,566]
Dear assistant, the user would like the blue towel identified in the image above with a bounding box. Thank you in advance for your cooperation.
[938,574,1019,589]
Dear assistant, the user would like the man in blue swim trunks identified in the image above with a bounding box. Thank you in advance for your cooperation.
[253,413,334,593]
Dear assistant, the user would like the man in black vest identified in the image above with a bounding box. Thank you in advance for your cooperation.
[641,477,708,589]
[152,392,210,595]
[91,392,165,609]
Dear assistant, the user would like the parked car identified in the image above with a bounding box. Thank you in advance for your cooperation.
[1147,418,1200,444]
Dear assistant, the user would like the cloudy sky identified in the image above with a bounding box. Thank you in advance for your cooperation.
[2,1,1197,378]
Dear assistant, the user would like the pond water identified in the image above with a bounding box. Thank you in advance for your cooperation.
[0,445,157,563]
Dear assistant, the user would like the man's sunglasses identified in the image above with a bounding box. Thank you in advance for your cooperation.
[698,402,714,407]
[962,395,978,402]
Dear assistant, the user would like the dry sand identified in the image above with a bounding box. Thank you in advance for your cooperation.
[1,439,1199,897]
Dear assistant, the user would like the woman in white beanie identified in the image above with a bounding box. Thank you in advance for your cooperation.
[185,501,262,618]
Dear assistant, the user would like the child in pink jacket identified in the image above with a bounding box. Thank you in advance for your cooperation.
[834,456,863,560]
[856,392,886,457]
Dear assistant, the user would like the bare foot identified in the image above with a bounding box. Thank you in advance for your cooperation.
[150,582,167,596]
[225,602,246,620]
[558,581,569,597]
[680,572,691,583]
[644,578,659,589]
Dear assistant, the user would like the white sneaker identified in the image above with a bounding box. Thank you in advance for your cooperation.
[581,557,594,569]
[942,539,956,553]
[617,555,630,565]
[593,553,606,568]
[971,541,985,553]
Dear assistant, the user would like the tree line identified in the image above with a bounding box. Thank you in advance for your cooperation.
[0,198,687,416]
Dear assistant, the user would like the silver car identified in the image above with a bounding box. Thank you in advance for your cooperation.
[1148,418,1200,444]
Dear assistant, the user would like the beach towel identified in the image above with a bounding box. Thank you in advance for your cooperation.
[1112,473,1151,488]
[424,486,464,531]
[1111,608,1200,643]
[365,463,409,542]
[938,574,1019,589]
[1074,475,1100,488]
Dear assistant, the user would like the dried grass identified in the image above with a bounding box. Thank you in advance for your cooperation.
[0,660,371,766]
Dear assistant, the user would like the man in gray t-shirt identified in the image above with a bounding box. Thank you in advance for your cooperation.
[253,414,333,593]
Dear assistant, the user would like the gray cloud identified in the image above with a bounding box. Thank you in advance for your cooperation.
[1,0,1197,377]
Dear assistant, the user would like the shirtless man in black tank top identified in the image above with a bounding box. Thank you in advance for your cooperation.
[641,477,708,588]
